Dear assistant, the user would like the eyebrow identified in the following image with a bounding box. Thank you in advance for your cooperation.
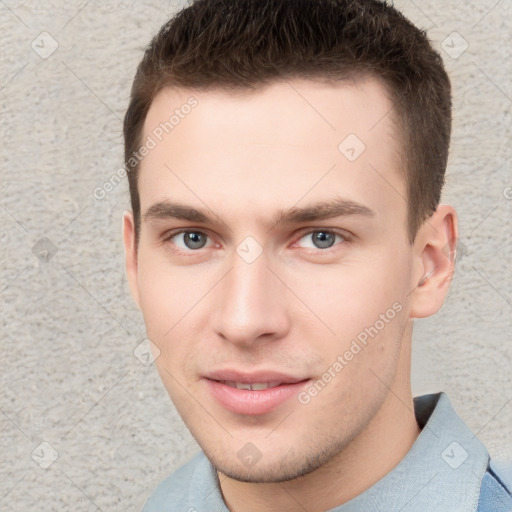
[142,198,375,227]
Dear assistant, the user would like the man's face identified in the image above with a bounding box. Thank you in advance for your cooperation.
[126,78,420,482]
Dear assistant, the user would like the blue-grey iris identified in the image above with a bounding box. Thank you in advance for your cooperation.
[184,232,207,249]
[312,231,335,249]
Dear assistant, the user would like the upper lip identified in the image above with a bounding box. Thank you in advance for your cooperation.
[205,369,308,384]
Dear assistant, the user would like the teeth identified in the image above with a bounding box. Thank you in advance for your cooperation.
[250,383,272,391]
[224,381,281,390]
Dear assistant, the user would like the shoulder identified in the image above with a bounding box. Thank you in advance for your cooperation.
[477,460,512,512]
[142,452,212,511]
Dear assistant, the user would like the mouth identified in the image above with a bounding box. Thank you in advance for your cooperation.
[203,371,310,416]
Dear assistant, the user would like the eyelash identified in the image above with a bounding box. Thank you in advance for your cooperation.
[162,228,350,255]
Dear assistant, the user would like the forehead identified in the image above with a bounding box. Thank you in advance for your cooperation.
[142,77,401,152]
[138,77,406,229]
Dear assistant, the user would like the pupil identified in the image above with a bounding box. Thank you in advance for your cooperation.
[313,231,334,249]
[184,232,206,249]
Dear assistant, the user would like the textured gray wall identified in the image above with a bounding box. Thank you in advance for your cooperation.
[1,1,511,510]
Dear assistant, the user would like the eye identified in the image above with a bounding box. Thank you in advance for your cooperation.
[166,230,212,251]
[296,230,346,250]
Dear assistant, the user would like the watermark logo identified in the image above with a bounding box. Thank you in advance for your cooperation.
[31,32,59,60]
[441,32,469,59]
[441,441,468,469]
[32,237,58,263]
[236,236,263,264]
[442,237,468,267]
[31,441,59,469]
[237,442,262,467]
[338,133,366,162]
[133,338,161,366]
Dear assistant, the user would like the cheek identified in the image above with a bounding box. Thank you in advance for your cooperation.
[136,249,207,327]
[309,303,408,416]
[136,257,198,363]
[288,257,408,339]
[288,253,411,391]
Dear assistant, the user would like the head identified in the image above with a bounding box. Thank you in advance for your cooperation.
[123,0,457,485]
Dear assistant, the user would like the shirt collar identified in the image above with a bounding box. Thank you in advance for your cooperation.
[330,392,489,511]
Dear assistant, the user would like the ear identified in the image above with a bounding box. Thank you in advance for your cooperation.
[122,210,141,309]
[409,205,458,319]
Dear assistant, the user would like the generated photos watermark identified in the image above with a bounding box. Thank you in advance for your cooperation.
[93,96,198,200]
[298,301,403,405]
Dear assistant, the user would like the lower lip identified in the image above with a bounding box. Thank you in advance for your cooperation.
[205,379,310,416]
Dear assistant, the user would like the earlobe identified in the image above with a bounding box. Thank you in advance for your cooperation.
[409,205,458,319]
[122,210,141,309]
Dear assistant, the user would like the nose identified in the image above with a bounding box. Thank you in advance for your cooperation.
[212,248,290,348]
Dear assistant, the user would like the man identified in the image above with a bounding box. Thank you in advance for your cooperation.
[122,0,512,510]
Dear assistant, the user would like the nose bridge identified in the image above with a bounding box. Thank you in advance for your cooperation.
[213,247,288,345]
[225,251,272,321]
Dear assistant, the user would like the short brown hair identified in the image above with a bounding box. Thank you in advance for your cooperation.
[124,0,451,244]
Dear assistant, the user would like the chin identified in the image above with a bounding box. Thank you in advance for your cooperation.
[216,463,312,484]
[205,444,340,484]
